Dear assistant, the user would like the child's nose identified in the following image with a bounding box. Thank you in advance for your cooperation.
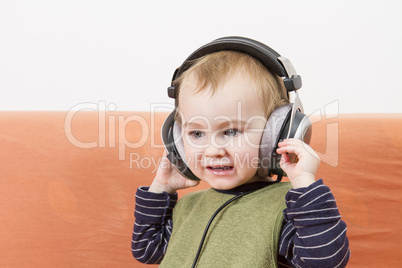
[204,142,226,158]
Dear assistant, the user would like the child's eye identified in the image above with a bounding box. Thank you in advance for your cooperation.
[189,131,205,139]
[224,129,240,137]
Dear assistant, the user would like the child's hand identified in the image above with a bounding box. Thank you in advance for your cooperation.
[276,139,320,189]
[148,151,199,194]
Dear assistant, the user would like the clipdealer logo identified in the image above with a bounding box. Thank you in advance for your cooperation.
[64,101,169,161]
[64,100,340,171]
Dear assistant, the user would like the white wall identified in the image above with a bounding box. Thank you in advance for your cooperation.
[1,0,401,114]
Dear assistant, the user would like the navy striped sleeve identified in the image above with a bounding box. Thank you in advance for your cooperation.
[279,179,350,268]
[131,187,177,264]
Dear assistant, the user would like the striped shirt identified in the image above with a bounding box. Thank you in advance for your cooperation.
[132,179,350,267]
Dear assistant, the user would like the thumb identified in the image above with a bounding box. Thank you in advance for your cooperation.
[185,179,200,188]
[279,153,290,173]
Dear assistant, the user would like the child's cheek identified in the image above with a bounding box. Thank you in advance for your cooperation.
[243,132,263,149]
[183,141,203,163]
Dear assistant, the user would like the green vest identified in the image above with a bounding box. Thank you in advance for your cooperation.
[160,182,291,268]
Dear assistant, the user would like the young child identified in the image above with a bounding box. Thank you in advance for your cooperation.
[132,38,350,267]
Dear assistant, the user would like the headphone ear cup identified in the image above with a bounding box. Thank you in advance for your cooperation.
[268,108,312,179]
[161,112,200,181]
[172,121,186,164]
[258,104,292,178]
[292,113,312,144]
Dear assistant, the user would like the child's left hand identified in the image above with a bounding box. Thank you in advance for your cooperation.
[276,138,320,189]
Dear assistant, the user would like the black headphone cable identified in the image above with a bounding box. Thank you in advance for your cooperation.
[191,190,252,268]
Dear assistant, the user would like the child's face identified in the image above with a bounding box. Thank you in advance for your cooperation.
[178,71,267,190]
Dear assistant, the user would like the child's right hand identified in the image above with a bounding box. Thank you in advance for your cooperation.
[148,151,199,194]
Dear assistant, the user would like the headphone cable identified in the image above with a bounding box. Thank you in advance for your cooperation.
[191,191,252,268]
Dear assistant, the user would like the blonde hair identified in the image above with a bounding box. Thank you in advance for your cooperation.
[174,50,289,119]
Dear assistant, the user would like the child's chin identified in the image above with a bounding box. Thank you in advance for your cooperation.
[205,179,240,190]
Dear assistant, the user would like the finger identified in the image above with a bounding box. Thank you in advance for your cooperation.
[278,138,304,148]
[278,139,314,155]
[279,153,293,173]
[280,139,316,153]
[279,152,290,164]
[277,142,320,166]
[276,144,304,157]
[160,154,171,167]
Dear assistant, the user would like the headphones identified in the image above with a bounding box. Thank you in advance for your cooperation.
[161,36,312,182]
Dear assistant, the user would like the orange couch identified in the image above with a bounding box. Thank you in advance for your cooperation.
[1,111,401,267]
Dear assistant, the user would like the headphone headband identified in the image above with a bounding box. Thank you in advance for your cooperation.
[167,36,302,99]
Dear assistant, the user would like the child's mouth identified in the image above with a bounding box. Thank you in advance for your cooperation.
[208,166,233,171]
[207,166,234,175]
